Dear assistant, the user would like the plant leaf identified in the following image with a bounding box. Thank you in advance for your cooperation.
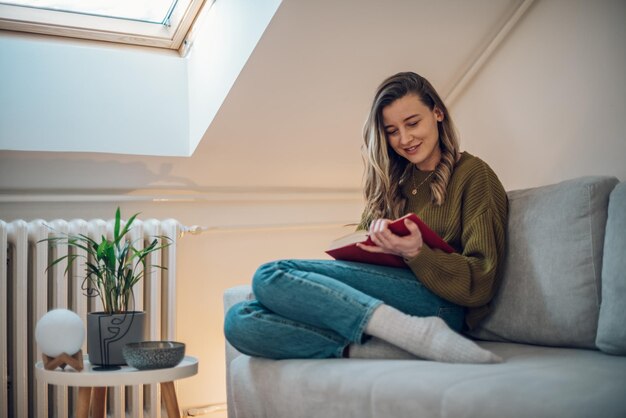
[117,212,139,245]
[45,254,69,272]
[114,207,121,243]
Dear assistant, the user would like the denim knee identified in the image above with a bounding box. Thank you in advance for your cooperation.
[251,261,272,295]
[224,301,258,355]
[251,260,291,302]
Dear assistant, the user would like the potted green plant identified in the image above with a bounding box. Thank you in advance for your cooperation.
[44,208,171,369]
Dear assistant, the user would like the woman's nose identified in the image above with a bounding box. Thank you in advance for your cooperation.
[399,129,411,144]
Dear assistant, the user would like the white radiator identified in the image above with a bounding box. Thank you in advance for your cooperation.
[0,218,180,418]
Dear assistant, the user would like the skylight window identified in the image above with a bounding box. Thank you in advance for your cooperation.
[3,0,177,24]
[0,0,210,53]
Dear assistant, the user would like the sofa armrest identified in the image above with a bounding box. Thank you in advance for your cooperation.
[224,285,254,418]
[224,285,254,365]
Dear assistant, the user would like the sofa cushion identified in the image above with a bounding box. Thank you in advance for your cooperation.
[470,176,618,348]
[229,342,626,418]
[596,182,626,354]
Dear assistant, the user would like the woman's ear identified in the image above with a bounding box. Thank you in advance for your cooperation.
[434,107,445,122]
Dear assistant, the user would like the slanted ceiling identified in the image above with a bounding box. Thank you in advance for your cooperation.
[0,0,526,189]
[201,0,527,189]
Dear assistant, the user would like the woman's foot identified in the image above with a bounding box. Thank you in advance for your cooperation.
[347,337,417,359]
[365,304,501,363]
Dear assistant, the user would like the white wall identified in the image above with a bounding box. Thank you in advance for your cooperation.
[0,33,189,155]
[186,0,282,153]
[453,0,626,190]
[1,0,625,411]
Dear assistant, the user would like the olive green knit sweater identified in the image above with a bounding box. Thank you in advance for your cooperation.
[363,152,508,330]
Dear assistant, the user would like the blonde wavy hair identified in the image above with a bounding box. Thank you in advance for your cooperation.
[361,72,460,225]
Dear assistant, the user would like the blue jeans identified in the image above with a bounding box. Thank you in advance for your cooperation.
[224,259,464,359]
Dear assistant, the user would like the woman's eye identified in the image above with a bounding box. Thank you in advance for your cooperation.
[408,121,419,127]
[386,130,398,136]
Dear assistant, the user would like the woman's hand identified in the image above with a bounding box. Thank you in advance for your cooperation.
[356,217,424,260]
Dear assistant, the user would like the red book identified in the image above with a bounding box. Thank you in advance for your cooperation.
[325,213,455,268]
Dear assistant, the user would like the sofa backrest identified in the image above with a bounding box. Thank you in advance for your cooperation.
[470,176,619,350]
[596,181,626,355]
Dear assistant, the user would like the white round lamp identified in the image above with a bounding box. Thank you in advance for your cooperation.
[35,309,85,357]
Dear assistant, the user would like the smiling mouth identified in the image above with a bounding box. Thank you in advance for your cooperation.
[404,144,420,153]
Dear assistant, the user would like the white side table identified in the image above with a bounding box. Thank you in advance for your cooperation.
[35,355,198,418]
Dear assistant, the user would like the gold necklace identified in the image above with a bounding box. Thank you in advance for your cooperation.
[411,167,434,195]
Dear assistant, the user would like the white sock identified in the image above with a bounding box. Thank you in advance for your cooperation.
[348,337,417,360]
[365,304,502,364]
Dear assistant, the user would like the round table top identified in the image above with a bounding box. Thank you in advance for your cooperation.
[35,355,198,386]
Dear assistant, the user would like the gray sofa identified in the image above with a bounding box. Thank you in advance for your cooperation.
[223,176,626,418]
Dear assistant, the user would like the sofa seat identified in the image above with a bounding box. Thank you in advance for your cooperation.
[229,341,626,418]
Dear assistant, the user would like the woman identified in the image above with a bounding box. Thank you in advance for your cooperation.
[224,72,507,363]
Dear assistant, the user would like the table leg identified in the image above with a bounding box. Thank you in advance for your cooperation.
[92,387,107,418]
[76,387,92,418]
[161,381,181,418]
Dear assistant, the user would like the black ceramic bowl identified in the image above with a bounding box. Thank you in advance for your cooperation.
[123,341,185,370]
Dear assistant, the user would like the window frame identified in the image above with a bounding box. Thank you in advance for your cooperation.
[0,0,209,52]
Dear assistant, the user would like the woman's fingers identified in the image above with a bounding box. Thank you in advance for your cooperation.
[356,242,385,253]
[369,226,399,252]
[370,229,392,248]
[370,219,389,234]
[367,217,424,257]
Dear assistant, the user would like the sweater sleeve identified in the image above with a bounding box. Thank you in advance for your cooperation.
[404,208,506,307]
[404,163,508,309]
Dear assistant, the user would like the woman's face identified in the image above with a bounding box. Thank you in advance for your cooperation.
[382,93,444,171]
